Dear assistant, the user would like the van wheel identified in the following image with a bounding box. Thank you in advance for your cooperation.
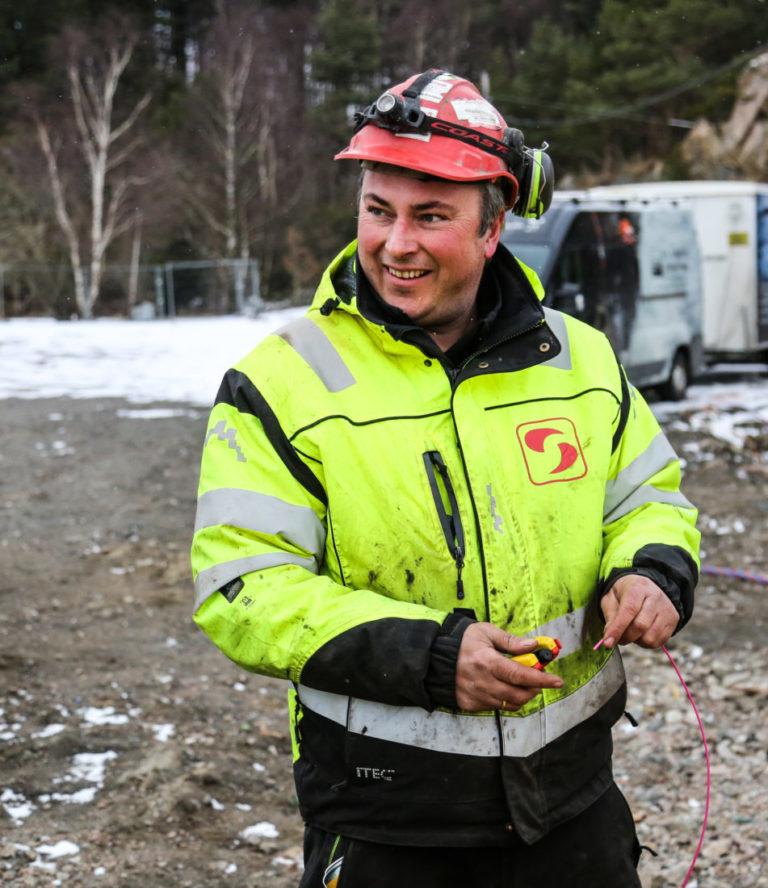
[659,350,689,401]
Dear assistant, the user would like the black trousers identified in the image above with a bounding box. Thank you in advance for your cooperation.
[299,782,642,888]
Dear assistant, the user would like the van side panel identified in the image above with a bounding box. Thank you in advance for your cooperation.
[758,193,768,345]
[624,209,702,385]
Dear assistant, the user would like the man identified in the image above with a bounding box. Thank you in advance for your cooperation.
[191,69,699,887]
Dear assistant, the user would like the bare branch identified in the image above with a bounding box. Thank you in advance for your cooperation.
[68,64,98,169]
[110,92,152,145]
[36,121,80,262]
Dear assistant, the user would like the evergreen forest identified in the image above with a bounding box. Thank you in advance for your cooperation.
[1,0,767,316]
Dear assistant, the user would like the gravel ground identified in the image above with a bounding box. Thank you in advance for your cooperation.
[0,395,766,887]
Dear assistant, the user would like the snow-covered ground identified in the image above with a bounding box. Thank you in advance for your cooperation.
[0,312,305,406]
[1,314,767,450]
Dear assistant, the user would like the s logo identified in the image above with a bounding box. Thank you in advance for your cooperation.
[516,418,587,485]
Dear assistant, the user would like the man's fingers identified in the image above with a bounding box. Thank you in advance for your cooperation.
[600,576,680,649]
[601,584,644,646]
[455,623,564,711]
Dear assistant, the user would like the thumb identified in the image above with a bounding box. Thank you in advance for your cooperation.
[493,629,539,657]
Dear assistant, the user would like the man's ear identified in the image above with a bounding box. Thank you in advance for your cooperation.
[483,211,504,260]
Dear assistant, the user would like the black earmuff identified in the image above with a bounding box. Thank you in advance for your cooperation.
[503,128,554,219]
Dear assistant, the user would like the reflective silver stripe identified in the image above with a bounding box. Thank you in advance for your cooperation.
[298,685,501,756]
[297,652,624,758]
[194,552,317,611]
[501,652,625,756]
[604,432,679,518]
[277,316,356,392]
[534,602,601,655]
[541,308,572,370]
[604,486,695,525]
[194,488,325,556]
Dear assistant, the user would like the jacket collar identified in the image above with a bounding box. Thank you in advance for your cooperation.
[315,240,543,333]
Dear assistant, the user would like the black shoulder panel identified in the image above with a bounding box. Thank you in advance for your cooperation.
[215,368,327,507]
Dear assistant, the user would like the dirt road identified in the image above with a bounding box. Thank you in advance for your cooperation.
[1,395,766,886]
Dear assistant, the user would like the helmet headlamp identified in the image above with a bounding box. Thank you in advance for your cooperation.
[355,92,427,135]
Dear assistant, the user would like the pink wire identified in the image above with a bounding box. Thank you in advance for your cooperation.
[593,639,710,887]
[662,644,710,888]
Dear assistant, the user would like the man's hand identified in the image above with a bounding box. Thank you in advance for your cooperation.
[599,574,679,649]
[455,623,564,712]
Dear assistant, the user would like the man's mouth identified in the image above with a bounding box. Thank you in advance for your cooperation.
[385,266,430,280]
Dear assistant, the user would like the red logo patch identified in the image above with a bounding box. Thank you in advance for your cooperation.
[516,418,588,485]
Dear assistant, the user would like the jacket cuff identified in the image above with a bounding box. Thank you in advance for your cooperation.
[598,544,699,633]
[424,610,476,710]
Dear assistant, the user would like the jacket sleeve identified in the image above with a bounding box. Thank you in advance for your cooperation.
[598,364,700,629]
[191,364,454,710]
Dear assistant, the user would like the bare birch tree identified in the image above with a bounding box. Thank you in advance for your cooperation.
[180,0,297,305]
[33,17,151,318]
[190,0,265,259]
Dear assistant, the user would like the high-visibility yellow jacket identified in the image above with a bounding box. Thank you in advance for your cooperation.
[191,241,699,845]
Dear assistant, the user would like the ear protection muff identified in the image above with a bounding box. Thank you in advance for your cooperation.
[503,128,554,219]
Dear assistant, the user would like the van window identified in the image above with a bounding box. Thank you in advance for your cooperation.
[551,211,640,352]
[551,212,604,329]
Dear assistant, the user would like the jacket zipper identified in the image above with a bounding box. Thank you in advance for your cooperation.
[457,318,547,377]
[444,318,550,618]
[422,451,466,600]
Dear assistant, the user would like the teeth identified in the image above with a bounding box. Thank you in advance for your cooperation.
[387,267,427,279]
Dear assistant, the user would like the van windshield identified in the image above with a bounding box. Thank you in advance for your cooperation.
[501,211,562,281]
[500,244,551,278]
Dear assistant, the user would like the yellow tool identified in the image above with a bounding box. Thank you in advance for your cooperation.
[512,636,562,670]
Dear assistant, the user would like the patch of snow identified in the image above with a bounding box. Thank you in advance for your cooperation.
[116,407,201,420]
[36,840,80,859]
[33,723,66,739]
[148,723,175,742]
[240,821,279,840]
[78,706,130,726]
[0,312,305,405]
[0,788,36,824]
[68,751,118,785]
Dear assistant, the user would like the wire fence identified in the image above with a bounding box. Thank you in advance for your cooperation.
[0,259,267,319]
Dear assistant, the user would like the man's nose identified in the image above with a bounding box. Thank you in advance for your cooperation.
[385,217,418,256]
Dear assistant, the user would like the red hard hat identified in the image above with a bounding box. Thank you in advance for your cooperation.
[335,69,521,208]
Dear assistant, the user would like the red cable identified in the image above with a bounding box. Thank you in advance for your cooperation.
[594,640,710,886]
[662,644,710,888]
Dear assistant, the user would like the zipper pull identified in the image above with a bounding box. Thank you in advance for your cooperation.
[455,547,465,600]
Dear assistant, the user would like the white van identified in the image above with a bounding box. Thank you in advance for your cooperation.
[576,181,768,360]
[502,192,704,399]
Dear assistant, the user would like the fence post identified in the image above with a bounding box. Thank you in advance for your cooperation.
[0,264,5,319]
[249,260,261,306]
[234,260,245,313]
[164,263,176,318]
[153,266,164,317]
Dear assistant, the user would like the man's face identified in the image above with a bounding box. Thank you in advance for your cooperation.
[356,169,502,344]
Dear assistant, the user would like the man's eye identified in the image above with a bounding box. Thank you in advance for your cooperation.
[366,205,387,216]
[421,213,446,223]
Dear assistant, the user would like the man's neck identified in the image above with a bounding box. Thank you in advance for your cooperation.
[426,307,479,351]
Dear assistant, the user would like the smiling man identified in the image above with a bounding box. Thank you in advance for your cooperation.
[191,69,700,888]
[356,169,502,348]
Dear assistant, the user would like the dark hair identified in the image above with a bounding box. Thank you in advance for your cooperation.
[359,162,507,235]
